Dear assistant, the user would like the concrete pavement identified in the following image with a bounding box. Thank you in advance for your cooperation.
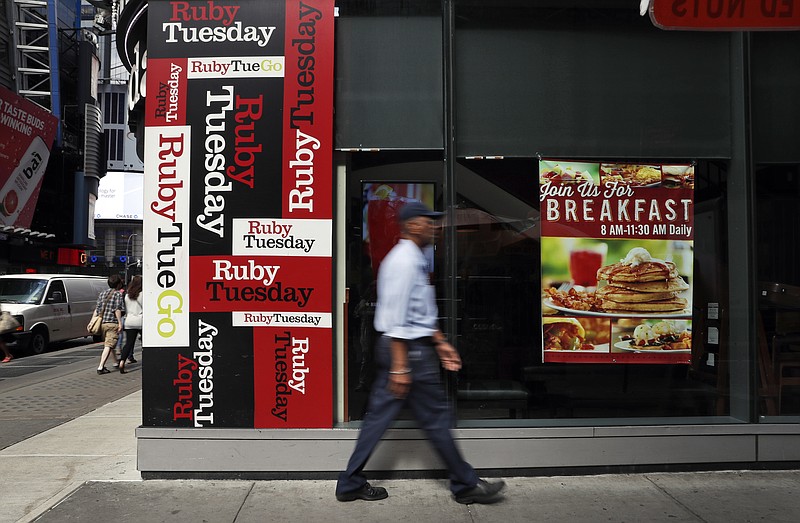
[1,348,800,522]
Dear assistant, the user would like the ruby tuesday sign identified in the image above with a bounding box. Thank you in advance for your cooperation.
[647,0,800,29]
[143,0,334,429]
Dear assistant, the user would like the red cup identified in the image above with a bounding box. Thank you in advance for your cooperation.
[569,249,604,287]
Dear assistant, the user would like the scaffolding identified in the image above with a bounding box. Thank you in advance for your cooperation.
[13,0,56,113]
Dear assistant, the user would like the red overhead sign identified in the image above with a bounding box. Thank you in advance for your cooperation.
[649,0,800,30]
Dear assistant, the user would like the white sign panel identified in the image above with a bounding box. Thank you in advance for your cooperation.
[142,126,191,347]
[231,218,332,256]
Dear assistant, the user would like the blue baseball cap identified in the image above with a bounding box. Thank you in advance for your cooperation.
[398,201,444,222]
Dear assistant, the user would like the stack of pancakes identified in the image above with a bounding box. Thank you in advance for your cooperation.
[596,260,689,313]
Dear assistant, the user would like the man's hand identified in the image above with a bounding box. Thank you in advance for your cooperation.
[388,372,412,399]
[435,341,462,371]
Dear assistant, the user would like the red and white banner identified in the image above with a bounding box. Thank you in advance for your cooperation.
[143,0,334,429]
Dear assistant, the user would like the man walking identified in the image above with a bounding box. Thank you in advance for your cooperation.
[335,201,505,505]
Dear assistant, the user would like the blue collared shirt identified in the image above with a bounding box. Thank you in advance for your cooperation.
[374,239,438,339]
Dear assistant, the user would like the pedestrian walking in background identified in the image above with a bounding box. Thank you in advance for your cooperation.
[89,274,125,375]
[335,201,506,505]
[118,275,142,374]
[0,305,20,362]
[0,333,12,363]
[114,280,127,361]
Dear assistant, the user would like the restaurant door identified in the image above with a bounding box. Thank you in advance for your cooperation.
[341,151,446,422]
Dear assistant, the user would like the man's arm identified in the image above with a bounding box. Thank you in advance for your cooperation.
[388,338,411,398]
[433,331,461,371]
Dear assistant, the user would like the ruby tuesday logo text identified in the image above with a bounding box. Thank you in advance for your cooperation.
[207,260,314,308]
[163,1,277,47]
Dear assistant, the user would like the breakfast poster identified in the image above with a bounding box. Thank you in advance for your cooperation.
[142,0,335,428]
[539,159,694,364]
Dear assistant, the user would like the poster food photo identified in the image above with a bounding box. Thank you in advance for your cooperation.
[539,159,695,364]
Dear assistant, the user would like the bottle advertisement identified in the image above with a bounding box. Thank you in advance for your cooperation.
[0,86,59,228]
[539,159,695,364]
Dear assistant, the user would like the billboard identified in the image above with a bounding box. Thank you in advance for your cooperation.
[143,0,335,428]
[0,86,59,228]
[95,171,144,220]
[540,159,695,364]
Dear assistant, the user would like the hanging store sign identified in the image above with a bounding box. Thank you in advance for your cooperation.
[0,86,59,229]
[647,0,800,30]
[143,0,334,429]
[540,159,695,365]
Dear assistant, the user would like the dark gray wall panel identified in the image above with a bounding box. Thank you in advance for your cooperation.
[335,16,443,150]
[455,17,732,159]
[751,32,800,164]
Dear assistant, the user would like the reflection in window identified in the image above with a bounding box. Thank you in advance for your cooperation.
[756,165,800,417]
[454,159,730,422]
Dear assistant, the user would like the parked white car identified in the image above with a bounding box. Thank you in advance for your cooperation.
[0,274,108,354]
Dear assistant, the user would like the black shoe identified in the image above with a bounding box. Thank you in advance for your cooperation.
[118,366,126,374]
[97,368,110,375]
[336,482,388,502]
[128,358,137,363]
[454,479,506,505]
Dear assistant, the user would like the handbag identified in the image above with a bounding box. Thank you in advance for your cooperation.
[88,291,112,335]
[0,311,20,334]
[88,315,103,335]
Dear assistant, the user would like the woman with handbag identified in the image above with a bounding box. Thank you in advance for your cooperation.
[118,275,142,374]
[89,274,125,374]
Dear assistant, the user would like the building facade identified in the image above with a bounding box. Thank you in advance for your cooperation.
[117,0,800,476]
[0,0,102,277]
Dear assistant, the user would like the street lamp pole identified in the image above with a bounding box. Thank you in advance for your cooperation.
[124,233,138,284]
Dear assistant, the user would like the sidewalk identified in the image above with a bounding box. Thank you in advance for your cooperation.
[2,391,140,523]
[1,385,798,523]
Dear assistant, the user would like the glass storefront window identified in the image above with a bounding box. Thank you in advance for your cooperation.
[340,154,736,425]
[453,158,732,424]
[756,165,800,420]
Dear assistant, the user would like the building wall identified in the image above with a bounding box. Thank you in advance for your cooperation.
[119,1,800,474]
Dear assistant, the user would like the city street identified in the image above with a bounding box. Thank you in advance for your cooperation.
[0,338,142,450]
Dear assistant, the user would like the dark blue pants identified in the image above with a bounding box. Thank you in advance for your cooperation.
[121,328,140,362]
[336,336,479,496]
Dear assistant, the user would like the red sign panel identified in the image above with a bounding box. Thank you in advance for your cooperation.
[57,247,87,266]
[282,1,334,219]
[650,0,800,30]
[189,255,331,312]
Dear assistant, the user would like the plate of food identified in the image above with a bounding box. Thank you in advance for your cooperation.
[543,298,691,319]
[614,320,692,352]
[542,317,610,351]
[614,340,690,353]
[543,247,693,318]
[600,164,662,187]
[540,164,594,185]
